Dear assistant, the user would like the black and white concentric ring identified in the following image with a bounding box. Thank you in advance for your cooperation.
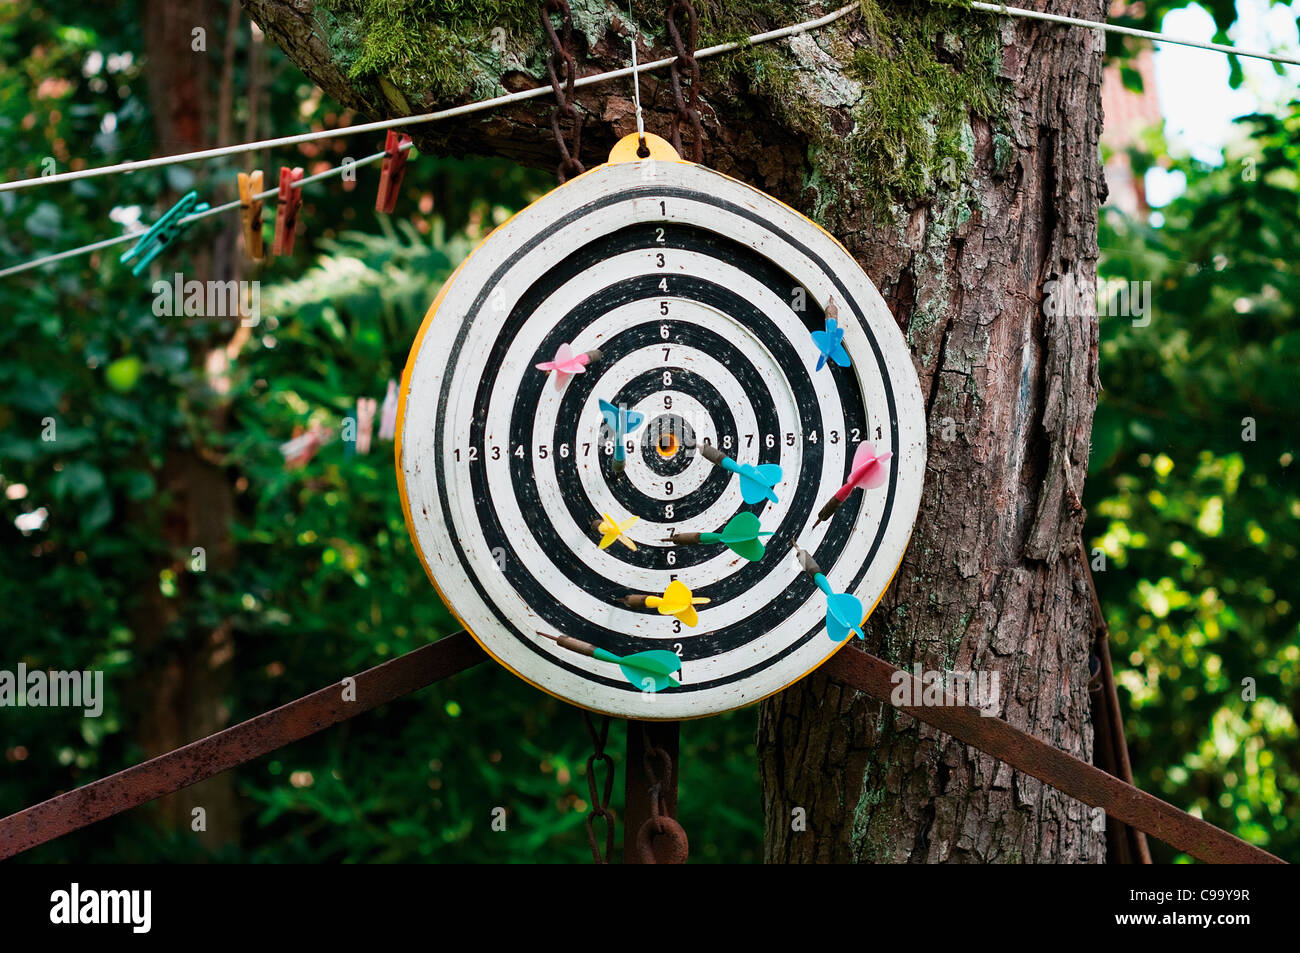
[399,158,926,719]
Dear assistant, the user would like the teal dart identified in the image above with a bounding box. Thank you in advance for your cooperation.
[698,443,782,505]
[535,630,681,692]
[664,511,775,562]
[792,543,865,642]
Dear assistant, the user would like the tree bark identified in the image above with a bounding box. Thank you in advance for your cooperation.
[243,0,1108,862]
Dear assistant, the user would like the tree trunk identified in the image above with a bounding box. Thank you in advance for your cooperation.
[134,0,241,849]
[244,0,1107,862]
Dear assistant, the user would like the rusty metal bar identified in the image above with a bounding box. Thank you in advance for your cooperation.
[623,720,681,863]
[0,631,487,861]
[823,647,1283,864]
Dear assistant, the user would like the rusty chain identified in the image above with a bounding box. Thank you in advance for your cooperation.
[581,711,616,863]
[665,0,704,162]
[635,725,690,863]
[540,0,586,182]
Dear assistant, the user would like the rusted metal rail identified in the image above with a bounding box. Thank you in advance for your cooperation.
[823,648,1283,864]
[0,632,1283,863]
[0,632,487,860]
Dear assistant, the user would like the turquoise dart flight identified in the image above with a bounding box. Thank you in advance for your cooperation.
[598,398,646,473]
[699,443,783,505]
[536,630,681,692]
[792,543,864,642]
[810,317,850,371]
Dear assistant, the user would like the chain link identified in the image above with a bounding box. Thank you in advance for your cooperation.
[665,0,704,162]
[581,711,616,863]
[540,0,586,182]
[635,725,689,863]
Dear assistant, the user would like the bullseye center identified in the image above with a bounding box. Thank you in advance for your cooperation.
[657,432,680,458]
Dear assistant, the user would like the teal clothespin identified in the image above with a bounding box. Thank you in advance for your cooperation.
[120,191,210,277]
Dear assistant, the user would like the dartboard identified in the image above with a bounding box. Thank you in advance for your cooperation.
[397,134,925,720]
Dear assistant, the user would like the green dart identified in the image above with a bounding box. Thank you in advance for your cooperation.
[535,631,681,692]
[664,511,774,562]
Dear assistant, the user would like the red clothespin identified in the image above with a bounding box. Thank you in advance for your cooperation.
[375,131,412,214]
[273,166,304,256]
[237,170,264,261]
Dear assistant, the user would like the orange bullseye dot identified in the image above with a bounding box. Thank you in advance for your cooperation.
[657,432,680,459]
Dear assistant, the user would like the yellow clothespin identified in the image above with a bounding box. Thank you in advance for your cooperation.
[237,170,264,261]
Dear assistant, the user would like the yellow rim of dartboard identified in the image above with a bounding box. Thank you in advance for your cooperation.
[395,133,922,720]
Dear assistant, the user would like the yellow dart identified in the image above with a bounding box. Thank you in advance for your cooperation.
[593,512,639,550]
[622,579,710,627]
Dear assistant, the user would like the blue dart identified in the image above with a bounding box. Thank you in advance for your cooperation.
[599,398,646,473]
[809,298,851,371]
[793,543,865,642]
[699,443,782,504]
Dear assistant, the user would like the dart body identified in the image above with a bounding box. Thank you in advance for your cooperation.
[593,512,639,550]
[793,543,864,641]
[623,579,710,628]
[536,631,680,692]
[667,512,773,562]
[598,398,646,472]
[810,317,850,371]
[815,441,893,525]
[698,443,782,505]
[536,344,602,390]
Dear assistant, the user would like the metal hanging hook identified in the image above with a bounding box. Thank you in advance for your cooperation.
[628,1,648,156]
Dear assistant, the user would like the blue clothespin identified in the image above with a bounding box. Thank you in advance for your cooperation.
[120,191,210,277]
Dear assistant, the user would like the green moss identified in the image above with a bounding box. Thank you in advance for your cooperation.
[845,0,1005,213]
[318,0,543,102]
[312,0,1005,217]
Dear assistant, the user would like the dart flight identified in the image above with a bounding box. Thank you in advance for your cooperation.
[598,398,646,472]
[536,343,602,390]
[623,579,711,628]
[666,512,774,562]
[814,441,893,525]
[699,443,782,505]
[535,631,681,692]
[793,543,865,642]
[810,317,851,371]
[594,512,639,550]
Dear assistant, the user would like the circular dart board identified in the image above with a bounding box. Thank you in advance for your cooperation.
[397,134,926,720]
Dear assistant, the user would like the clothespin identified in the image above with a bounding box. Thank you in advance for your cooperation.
[356,397,377,455]
[375,131,412,214]
[280,424,331,469]
[237,170,264,261]
[120,191,210,277]
[272,166,304,256]
[378,380,399,441]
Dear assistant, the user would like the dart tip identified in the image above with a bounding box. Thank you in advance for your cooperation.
[534,630,560,643]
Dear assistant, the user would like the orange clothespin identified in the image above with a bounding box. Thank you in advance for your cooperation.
[375,131,412,214]
[273,166,303,256]
[237,170,264,261]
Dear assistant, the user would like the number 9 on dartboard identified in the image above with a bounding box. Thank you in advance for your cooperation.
[396,133,926,720]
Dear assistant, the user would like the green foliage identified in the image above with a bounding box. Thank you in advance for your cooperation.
[0,3,764,863]
[1090,103,1300,862]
